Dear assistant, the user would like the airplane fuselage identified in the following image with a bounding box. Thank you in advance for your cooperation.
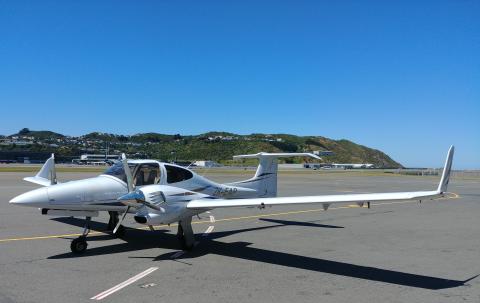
[10,160,258,225]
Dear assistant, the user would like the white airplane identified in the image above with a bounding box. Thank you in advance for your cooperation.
[9,146,454,254]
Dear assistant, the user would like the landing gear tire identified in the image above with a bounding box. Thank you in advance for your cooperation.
[177,234,194,251]
[71,236,88,254]
[177,217,195,251]
[181,240,194,251]
[70,216,91,254]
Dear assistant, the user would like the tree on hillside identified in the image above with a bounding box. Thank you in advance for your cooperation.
[19,128,30,135]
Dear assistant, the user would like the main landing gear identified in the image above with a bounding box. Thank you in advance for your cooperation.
[177,216,195,251]
[71,216,91,254]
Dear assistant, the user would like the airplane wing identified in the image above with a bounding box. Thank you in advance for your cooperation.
[186,190,441,210]
[187,146,454,210]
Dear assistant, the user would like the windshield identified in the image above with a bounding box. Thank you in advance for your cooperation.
[103,162,135,183]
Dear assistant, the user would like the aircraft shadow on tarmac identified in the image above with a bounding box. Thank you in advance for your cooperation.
[48,217,477,290]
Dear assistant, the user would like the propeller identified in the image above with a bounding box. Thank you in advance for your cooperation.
[113,153,164,234]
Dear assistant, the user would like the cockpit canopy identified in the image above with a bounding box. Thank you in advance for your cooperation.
[103,161,194,186]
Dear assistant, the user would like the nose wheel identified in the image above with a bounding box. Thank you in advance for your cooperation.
[71,216,91,254]
[71,236,88,253]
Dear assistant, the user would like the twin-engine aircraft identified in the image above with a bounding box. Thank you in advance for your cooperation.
[10,147,454,254]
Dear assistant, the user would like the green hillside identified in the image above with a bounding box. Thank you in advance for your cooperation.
[1,129,402,168]
[139,134,402,168]
[11,128,64,139]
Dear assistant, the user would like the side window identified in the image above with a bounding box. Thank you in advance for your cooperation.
[165,165,193,183]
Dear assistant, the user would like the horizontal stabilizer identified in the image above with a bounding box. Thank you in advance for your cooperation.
[234,152,321,160]
[23,177,52,187]
[230,152,322,198]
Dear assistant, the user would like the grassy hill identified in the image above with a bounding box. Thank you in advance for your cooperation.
[9,128,64,139]
[1,129,402,168]
[140,134,402,168]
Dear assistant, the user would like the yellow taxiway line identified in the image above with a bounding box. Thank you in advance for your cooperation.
[0,192,459,244]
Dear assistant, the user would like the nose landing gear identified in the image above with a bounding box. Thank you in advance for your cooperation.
[70,212,128,254]
[71,216,91,254]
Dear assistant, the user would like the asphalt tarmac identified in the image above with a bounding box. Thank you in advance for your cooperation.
[0,169,479,303]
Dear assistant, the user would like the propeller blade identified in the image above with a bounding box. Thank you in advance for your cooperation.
[121,153,134,192]
[113,205,130,234]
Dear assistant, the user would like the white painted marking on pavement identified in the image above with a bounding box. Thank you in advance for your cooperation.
[202,225,215,236]
[209,215,215,223]
[140,283,156,289]
[90,267,158,300]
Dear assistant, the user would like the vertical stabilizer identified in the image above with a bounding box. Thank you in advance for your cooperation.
[23,154,57,186]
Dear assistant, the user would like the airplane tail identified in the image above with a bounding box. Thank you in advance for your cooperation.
[23,154,57,186]
[229,152,321,197]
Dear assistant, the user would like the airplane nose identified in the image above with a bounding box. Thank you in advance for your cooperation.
[9,187,49,207]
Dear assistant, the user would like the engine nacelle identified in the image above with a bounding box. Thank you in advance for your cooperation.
[131,184,208,225]
[132,199,190,225]
[133,211,180,225]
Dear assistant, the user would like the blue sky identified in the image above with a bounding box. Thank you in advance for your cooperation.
[0,1,478,168]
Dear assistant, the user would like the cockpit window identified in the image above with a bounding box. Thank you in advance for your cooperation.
[165,165,193,183]
[103,162,131,183]
[133,164,161,186]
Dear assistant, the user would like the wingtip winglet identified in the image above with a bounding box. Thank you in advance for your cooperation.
[437,145,454,193]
